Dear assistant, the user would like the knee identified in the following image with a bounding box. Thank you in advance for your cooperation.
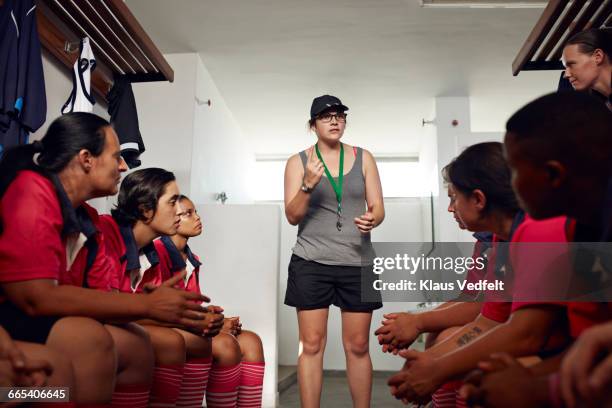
[343,336,369,357]
[238,330,264,362]
[300,332,326,357]
[180,330,212,359]
[147,327,186,366]
[49,317,115,358]
[213,333,241,366]
[113,324,155,375]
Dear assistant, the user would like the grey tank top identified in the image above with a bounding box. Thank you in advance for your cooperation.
[292,146,375,266]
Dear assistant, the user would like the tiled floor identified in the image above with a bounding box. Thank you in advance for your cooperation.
[279,370,407,407]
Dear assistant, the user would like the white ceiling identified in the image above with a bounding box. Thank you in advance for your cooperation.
[125,0,558,154]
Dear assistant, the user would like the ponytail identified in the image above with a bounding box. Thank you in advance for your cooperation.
[0,112,109,199]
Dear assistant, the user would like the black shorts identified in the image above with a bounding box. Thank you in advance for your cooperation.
[0,301,60,344]
[284,254,383,312]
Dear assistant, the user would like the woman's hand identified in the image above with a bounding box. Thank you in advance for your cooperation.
[303,146,325,190]
[375,312,422,353]
[0,327,52,388]
[354,204,376,234]
[222,317,241,336]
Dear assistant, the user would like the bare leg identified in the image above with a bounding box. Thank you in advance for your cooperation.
[212,332,241,366]
[297,308,329,408]
[174,328,212,359]
[142,325,186,366]
[341,310,373,408]
[46,317,116,403]
[236,330,264,362]
[105,323,154,386]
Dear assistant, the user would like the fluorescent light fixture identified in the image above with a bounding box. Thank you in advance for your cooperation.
[420,0,546,8]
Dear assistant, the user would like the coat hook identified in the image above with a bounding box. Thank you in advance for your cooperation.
[64,40,80,54]
[422,118,436,127]
[195,97,211,107]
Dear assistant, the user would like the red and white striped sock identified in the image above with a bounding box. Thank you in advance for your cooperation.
[149,364,184,408]
[110,383,150,407]
[37,404,77,407]
[176,357,212,408]
[455,388,468,408]
[237,361,264,408]
[432,381,462,408]
[205,363,241,408]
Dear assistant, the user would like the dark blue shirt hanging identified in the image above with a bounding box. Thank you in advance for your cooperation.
[0,0,46,155]
[107,74,145,168]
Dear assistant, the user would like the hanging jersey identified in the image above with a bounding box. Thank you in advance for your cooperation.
[61,37,96,114]
[0,0,46,151]
[107,74,145,169]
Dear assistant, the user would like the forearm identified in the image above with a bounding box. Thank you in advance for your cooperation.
[137,319,179,328]
[417,302,482,333]
[371,203,385,227]
[427,314,498,358]
[435,318,550,381]
[285,191,311,225]
[528,353,564,376]
[16,285,148,321]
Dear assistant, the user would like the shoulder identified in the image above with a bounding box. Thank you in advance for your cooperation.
[81,202,101,223]
[153,238,172,268]
[512,215,568,243]
[8,170,56,202]
[98,215,124,254]
[3,171,61,226]
[285,149,310,173]
[359,148,375,162]
[359,148,378,175]
[286,152,302,165]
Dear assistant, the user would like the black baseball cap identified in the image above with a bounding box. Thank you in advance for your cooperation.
[310,95,349,119]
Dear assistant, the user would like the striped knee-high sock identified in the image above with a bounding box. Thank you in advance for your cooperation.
[455,388,468,408]
[432,381,462,408]
[237,361,265,408]
[110,383,150,407]
[205,363,241,408]
[149,364,184,407]
[176,357,212,408]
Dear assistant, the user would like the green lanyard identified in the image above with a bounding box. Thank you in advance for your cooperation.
[315,143,344,230]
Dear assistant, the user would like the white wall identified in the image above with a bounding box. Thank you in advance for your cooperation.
[132,53,198,196]
[190,57,255,204]
[432,97,504,243]
[190,204,280,407]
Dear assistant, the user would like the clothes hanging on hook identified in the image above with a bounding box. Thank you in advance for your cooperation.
[0,0,46,156]
[61,37,96,114]
[107,74,145,169]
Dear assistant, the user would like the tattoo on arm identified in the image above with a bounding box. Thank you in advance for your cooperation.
[456,326,483,346]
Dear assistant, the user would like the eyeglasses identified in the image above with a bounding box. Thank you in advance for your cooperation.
[317,112,347,123]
